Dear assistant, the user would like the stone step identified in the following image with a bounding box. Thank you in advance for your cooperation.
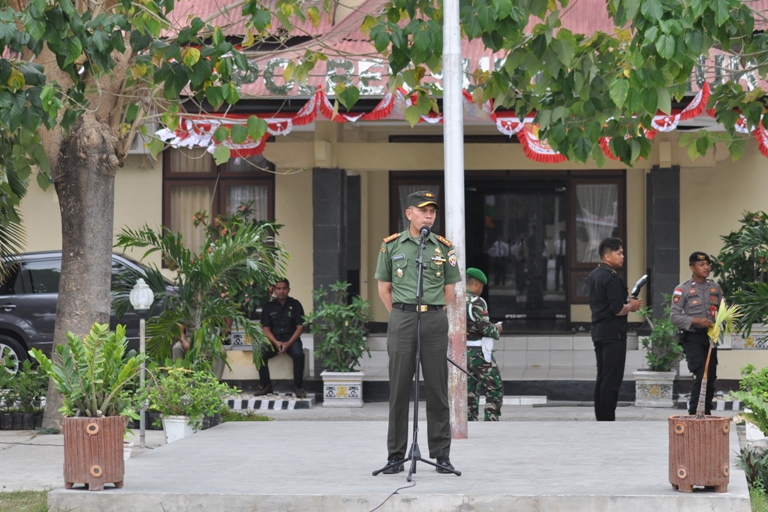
[478,395,547,405]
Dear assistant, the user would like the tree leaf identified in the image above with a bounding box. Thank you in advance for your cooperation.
[404,105,423,127]
[655,34,676,59]
[213,126,229,143]
[338,85,360,110]
[656,86,671,114]
[36,170,50,191]
[247,116,268,141]
[573,136,592,161]
[182,47,200,68]
[213,145,230,165]
[609,78,629,109]
[230,124,248,144]
[640,0,663,22]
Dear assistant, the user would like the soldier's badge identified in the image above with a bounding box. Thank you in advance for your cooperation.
[710,287,717,293]
[673,295,680,303]
[710,295,718,304]
[448,254,457,266]
[691,299,700,306]
[436,272,441,277]
[380,247,386,253]
[396,268,404,278]
[689,288,697,294]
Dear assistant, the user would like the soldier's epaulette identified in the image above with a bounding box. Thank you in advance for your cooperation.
[437,235,452,247]
[383,232,400,244]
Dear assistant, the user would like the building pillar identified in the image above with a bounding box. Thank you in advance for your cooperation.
[647,165,680,319]
[312,168,348,392]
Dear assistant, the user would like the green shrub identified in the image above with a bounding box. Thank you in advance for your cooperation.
[738,444,768,492]
[136,366,237,429]
[5,360,47,413]
[304,281,370,373]
[740,364,768,400]
[638,297,684,372]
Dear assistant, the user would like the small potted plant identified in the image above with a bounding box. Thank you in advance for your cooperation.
[304,282,370,407]
[135,364,235,443]
[4,359,47,429]
[634,299,684,407]
[30,323,145,491]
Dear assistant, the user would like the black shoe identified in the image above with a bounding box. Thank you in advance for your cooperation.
[435,456,455,474]
[253,384,273,397]
[382,456,404,474]
[294,387,307,399]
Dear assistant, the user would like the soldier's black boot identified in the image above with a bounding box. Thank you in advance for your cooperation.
[435,456,455,474]
[382,455,404,474]
[253,384,273,397]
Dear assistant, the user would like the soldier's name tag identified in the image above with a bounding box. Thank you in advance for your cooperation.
[431,255,445,265]
[392,254,406,261]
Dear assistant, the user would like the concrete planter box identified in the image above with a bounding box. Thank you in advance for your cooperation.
[162,415,195,444]
[321,371,364,407]
[634,370,677,408]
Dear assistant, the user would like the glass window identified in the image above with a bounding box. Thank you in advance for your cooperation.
[226,184,269,221]
[575,184,619,263]
[169,185,213,253]
[168,147,215,174]
[23,260,61,294]
[0,265,22,295]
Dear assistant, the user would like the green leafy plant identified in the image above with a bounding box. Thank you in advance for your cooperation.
[737,444,768,492]
[712,211,768,335]
[193,201,284,320]
[221,408,271,422]
[29,323,145,418]
[739,364,768,401]
[730,390,768,436]
[135,366,236,430]
[115,216,286,364]
[5,360,47,413]
[304,281,370,373]
[638,297,684,372]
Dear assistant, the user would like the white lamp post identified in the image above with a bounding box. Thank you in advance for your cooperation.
[130,278,154,448]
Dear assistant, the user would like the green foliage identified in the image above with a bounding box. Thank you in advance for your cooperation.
[752,485,768,512]
[638,297,684,372]
[304,281,370,373]
[2,359,47,413]
[362,0,768,165]
[192,201,284,320]
[29,323,145,418]
[738,444,768,492]
[712,212,768,334]
[135,365,236,429]
[730,390,768,436]
[114,216,286,365]
[740,364,768,401]
[221,407,271,422]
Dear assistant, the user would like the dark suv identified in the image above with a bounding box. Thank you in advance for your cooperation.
[0,252,163,373]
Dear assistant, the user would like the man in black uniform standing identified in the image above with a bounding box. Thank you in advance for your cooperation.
[670,252,723,415]
[254,279,307,398]
[588,237,641,421]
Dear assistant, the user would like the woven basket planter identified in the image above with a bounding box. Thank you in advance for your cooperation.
[668,415,730,493]
[63,416,126,491]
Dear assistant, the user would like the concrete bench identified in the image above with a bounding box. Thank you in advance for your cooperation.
[221,333,313,382]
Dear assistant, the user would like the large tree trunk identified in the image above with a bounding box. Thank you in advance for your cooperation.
[42,114,119,429]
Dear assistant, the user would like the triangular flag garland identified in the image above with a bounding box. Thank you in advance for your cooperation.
[156,82,767,162]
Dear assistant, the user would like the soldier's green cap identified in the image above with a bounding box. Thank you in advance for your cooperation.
[407,190,439,209]
[466,267,487,285]
[689,251,711,265]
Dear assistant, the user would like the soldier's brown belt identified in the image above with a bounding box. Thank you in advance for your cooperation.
[392,303,443,312]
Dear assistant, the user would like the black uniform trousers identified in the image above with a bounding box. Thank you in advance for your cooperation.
[593,338,627,421]
[258,340,305,388]
[387,307,451,460]
[683,331,717,415]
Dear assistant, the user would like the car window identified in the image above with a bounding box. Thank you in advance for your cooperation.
[0,264,22,295]
[22,260,61,294]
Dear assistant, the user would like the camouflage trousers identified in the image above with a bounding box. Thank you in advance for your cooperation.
[467,346,503,421]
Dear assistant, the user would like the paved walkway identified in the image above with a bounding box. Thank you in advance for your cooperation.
[0,404,750,512]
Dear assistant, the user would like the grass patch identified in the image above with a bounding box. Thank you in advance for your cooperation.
[0,490,47,512]
[754,486,768,512]
[221,408,271,422]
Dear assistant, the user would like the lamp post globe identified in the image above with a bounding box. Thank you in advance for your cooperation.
[131,278,153,448]
[130,278,154,311]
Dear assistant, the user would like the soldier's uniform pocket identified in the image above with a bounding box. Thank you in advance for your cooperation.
[687,299,704,316]
[393,257,408,279]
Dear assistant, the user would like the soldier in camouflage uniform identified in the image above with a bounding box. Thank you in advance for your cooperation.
[465,268,503,421]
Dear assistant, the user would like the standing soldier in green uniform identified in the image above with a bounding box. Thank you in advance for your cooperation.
[374,191,462,474]
[670,252,723,415]
[465,268,503,421]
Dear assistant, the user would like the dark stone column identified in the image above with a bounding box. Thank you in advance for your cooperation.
[312,168,348,390]
[345,175,362,298]
[647,165,680,320]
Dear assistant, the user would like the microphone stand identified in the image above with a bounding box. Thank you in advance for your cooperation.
[374,229,461,479]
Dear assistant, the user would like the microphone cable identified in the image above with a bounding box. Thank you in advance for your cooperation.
[368,480,417,512]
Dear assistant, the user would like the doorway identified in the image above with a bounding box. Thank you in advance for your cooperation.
[466,181,568,329]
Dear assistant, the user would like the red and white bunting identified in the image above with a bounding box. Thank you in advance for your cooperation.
[157,81,767,162]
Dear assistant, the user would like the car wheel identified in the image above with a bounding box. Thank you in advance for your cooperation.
[0,335,25,375]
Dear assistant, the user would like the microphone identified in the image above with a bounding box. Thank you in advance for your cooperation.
[631,274,648,299]
[419,226,431,240]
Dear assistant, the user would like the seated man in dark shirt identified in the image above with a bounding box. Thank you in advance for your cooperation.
[254,279,307,398]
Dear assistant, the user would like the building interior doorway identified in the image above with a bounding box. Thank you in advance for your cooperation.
[466,180,568,331]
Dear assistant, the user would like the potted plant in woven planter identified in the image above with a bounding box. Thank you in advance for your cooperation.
[30,323,145,491]
[135,364,235,444]
[634,299,684,407]
[304,282,370,407]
